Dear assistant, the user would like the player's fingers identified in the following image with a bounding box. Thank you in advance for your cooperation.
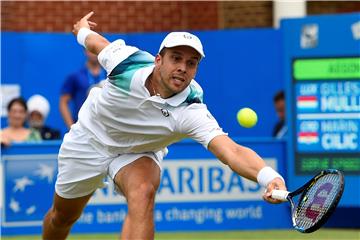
[82,11,94,20]
[268,178,287,192]
[88,21,97,28]
[263,179,286,203]
[267,191,282,202]
[263,193,282,204]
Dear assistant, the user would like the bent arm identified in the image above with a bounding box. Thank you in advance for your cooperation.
[83,32,110,56]
[72,11,110,55]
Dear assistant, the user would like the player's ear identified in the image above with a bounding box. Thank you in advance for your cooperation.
[155,54,162,66]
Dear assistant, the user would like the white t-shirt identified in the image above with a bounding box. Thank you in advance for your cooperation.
[77,39,226,156]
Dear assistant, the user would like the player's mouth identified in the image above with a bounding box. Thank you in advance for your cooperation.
[171,76,185,86]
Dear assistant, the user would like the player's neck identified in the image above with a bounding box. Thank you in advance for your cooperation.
[147,70,176,99]
[146,75,161,97]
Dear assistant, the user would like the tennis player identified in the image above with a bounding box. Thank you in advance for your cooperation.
[42,12,287,240]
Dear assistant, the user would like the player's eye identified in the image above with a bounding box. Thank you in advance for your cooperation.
[171,55,182,62]
[187,60,197,68]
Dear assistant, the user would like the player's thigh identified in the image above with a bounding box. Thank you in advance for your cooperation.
[114,156,161,198]
[56,122,111,198]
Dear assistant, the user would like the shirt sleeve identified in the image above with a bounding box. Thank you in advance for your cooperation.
[178,103,227,149]
[97,40,139,75]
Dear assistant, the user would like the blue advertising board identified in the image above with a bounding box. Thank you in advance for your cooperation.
[1,139,290,235]
[282,13,360,209]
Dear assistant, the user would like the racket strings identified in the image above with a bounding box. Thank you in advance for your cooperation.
[295,173,341,230]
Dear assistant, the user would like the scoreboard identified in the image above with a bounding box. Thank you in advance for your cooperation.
[293,57,360,174]
[282,12,360,207]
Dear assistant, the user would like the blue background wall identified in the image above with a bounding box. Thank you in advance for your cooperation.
[1,29,283,138]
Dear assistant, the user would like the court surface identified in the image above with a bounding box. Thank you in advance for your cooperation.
[2,229,359,240]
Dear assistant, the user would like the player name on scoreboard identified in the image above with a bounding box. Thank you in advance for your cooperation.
[293,57,360,174]
[298,120,358,149]
[296,81,360,151]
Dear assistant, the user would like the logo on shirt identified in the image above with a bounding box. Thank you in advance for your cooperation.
[161,109,170,117]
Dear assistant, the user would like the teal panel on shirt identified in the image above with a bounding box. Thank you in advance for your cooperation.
[108,50,154,92]
[184,84,204,104]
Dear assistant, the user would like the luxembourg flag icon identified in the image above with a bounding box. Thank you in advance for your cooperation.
[298,132,319,144]
[297,96,319,110]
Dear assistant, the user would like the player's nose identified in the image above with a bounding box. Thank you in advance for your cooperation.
[177,62,187,73]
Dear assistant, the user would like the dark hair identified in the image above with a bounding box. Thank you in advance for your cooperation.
[273,90,285,102]
[7,97,27,112]
[159,48,167,57]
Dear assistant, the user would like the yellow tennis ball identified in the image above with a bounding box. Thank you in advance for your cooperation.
[237,107,258,128]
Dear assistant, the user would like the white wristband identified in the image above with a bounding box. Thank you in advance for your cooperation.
[77,27,98,48]
[257,166,284,187]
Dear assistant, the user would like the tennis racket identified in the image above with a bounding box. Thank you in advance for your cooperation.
[271,169,345,233]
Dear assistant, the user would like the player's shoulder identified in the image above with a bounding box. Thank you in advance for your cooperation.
[98,39,141,74]
[182,80,204,105]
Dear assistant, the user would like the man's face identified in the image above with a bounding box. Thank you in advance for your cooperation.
[29,111,44,128]
[155,46,200,96]
[275,99,285,121]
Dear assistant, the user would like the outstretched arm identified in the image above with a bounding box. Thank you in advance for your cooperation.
[208,135,287,204]
[73,11,110,55]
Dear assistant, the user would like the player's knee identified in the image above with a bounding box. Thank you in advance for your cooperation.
[128,182,157,204]
[50,208,81,228]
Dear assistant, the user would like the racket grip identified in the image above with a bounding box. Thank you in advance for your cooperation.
[271,190,290,201]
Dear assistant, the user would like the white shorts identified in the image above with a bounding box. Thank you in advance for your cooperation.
[55,123,166,199]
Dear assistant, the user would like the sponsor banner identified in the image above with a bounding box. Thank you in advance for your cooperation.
[71,201,290,233]
[2,201,291,235]
[2,155,57,226]
[1,137,290,235]
[2,154,289,235]
[90,159,277,205]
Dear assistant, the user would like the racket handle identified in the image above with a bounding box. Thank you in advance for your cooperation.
[271,190,290,201]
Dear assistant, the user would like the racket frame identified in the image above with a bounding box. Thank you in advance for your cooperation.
[286,169,345,233]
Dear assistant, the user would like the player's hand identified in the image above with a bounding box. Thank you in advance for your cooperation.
[263,177,287,204]
[73,11,97,36]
